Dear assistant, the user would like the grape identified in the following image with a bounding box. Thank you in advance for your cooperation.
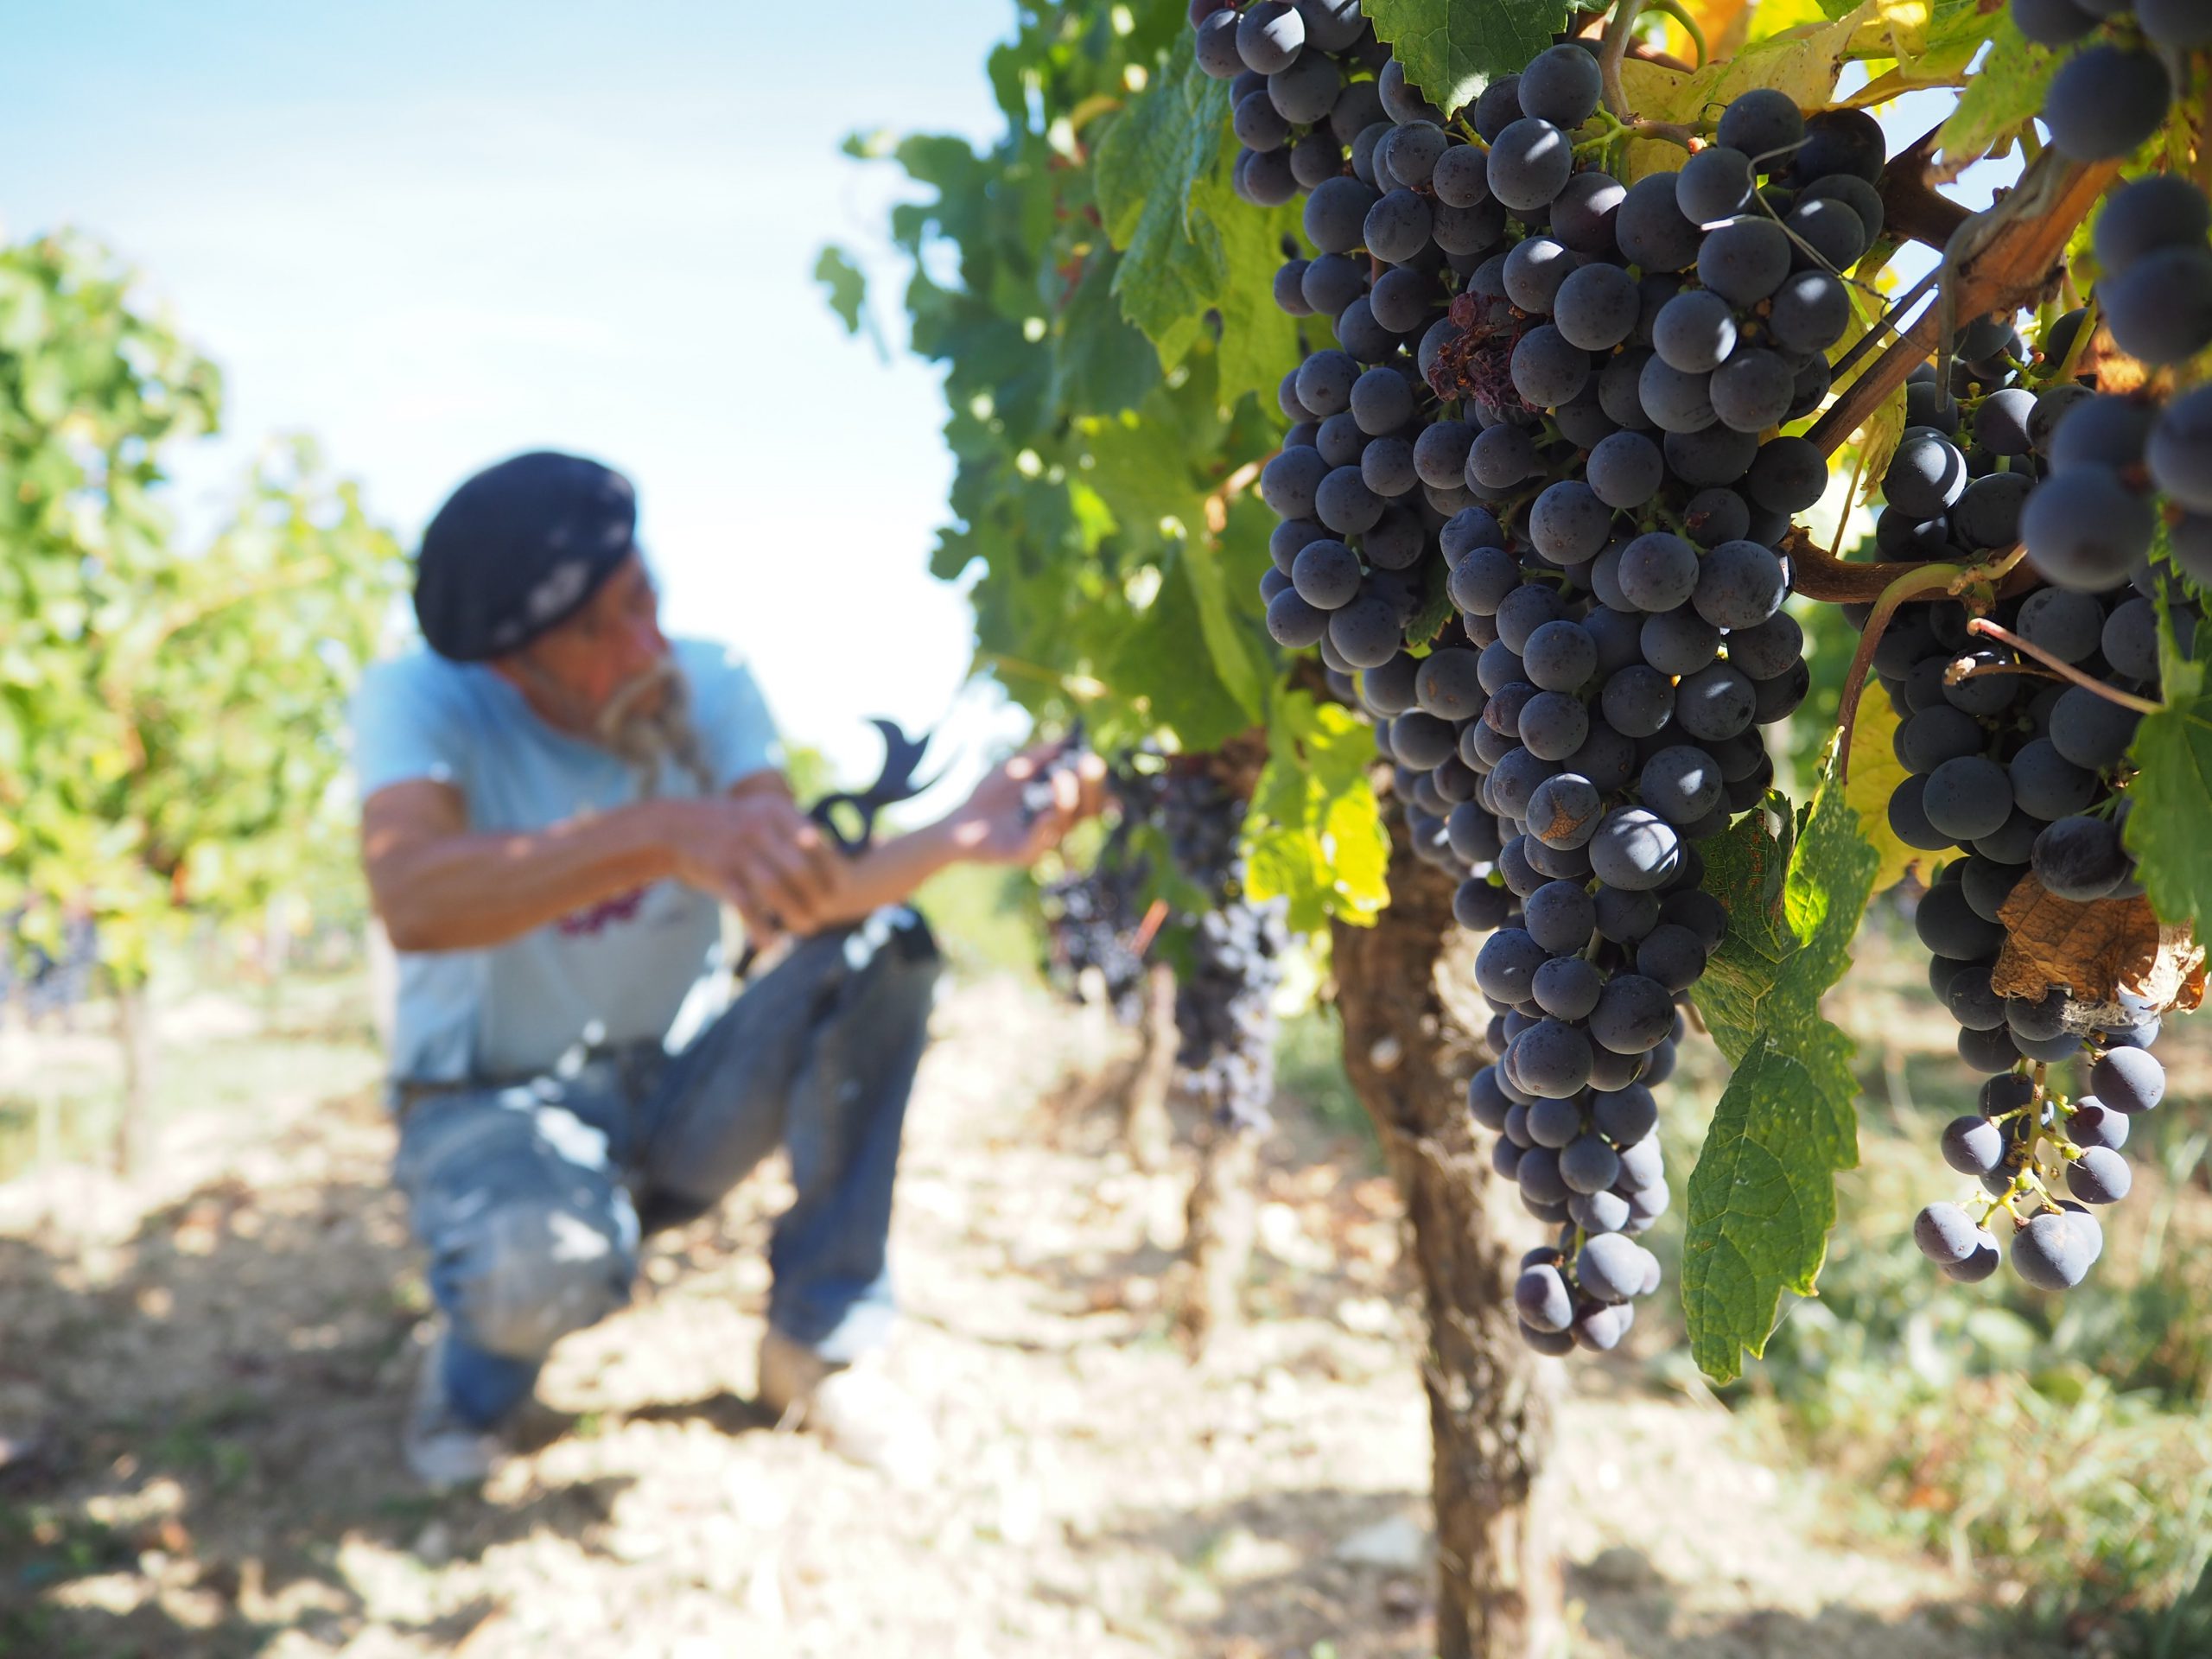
[1414,420,1478,490]
[1261,446,1330,518]
[2069,1103,2128,1152]
[1798,174,1885,245]
[1376,57,1443,126]
[1587,810,1681,893]
[1274,59,1336,131]
[1511,325,1592,410]
[1665,423,1758,489]
[1390,712,1458,770]
[1529,480,1614,565]
[1350,365,1415,436]
[1522,619,1598,692]
[1533,955,1605,1020]
[1518,42,1603,127]
[1467,423,1541,491]
[1290,539,1362,609]
[2102,245,2212,368]
[1433,144,1491,209]
[1916,882,2005,960]
[2065,1146,2131,1206]
[1638,355,1717,434]
[1884,429,1968,517]
[1918,754,2015,843]
[1709,349,1796,435]
[1326,592,1401,666]
[1433,198,1509,257]
[1553,172,1626,255]
[1675,662,1756,742]
[1913,1201,1980,1266]
[1235,90,1292,151]
[1515,1018,1594,1097]
[1615,174,1700,273]
[2048,687,2142,771]
[1675,146,1754,226]
[1295,349,1358,417]
[1616,532,1700,613]
[1360,652,1421,716]
[1560,1132,1623,1195]
[1576,1232,1646,1303]
[1300,251,1367,318]
[2095,175,2212,277]
[1944,1229,2001,1282]
[1413,649,1484,721]
[1304,175,1382,253]
[2043,45,2173,163]
[2149,387,2212,515]
[1520,694,1592,764]
[2090,1046,2164,1116]
[2101,596,2160,683]
[2011,1209,2095,1290]
[1693,539,1786,630]
[1697,217,1791,306]
[1587,431,1665,509]
[1653,289,1738,374]
[1716,87,1804,162]
[1941,1114,2005,1176]
[1364,188,1434,263]
[1381,120,1447,188]
[1786,193,1869,280]
[1272,260,1313,317]
[1487,118,1573,213]
[1370,265,1439,334]
[1641,607,1721,677]
[1515,1264,1575,1332]
[1359,436,1417,497]
[1235,147,1300,207]
[1193,10,1246,77]
[1950,472,2032,550]
[2021,464,2156,591]
[1554,263,1640,352]
[1235,0,1306,73]
[1793,107,1885,182]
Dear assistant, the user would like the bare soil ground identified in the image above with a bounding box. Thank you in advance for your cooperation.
[0,976,2031,1658]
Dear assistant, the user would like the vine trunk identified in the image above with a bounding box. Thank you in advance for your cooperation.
[1333,831,1561,1659]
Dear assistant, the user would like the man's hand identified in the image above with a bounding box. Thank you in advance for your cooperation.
[662,791,849,939]
[946,743,1109,866]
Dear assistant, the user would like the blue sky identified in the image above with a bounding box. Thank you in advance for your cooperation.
[0,1,1026,796]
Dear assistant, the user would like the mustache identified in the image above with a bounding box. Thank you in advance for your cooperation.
[594,658,679,741]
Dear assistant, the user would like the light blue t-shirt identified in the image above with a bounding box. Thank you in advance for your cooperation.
[351,637,782,1084]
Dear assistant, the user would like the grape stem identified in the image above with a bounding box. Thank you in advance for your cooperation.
[1964,617,2165,715]
[1597,0,1645,126]
[1807,151,2124,461]
[1643,0,1707,67]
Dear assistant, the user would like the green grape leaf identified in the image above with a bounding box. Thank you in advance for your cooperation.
[1683,746,1878,1383]
[1244,690,1389,932]
[812,245,869,337]
[2124,628,2212,938]
[1935,17,2060,175]
[1094,48,1229,373]
[1188,176,1306,417]
[1362,0,1574,118]
[1101,558,1255,753]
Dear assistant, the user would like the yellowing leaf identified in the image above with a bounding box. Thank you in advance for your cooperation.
[1631,0,1878,132]
[1842,690,1924,893]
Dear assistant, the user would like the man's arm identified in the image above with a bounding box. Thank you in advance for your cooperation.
[360,776,843,951]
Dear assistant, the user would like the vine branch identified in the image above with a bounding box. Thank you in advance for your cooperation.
[1806,150,2124,460]
[1965,618,2165,715]
[1834,563,1961,785]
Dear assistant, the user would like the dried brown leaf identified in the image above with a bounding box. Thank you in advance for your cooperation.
[1991,878,2206,1014]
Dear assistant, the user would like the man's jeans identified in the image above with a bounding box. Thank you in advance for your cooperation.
[391,908,940,1429]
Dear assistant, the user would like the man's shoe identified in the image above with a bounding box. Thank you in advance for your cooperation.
[404,1319,508,1491]
[755,1327,938,1489]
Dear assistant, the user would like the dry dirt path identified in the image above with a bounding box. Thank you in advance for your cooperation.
[0,976,2024,1657]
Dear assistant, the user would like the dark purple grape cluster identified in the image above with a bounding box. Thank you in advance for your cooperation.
[1158,767,1290,1135]
[1872,305,2197,1291]
[2017,175,2212,594]
[1191,23,1866,1351]
[1040,798,1155,1026]
[2011,0,2200,161]
[1191,0,1388,206]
